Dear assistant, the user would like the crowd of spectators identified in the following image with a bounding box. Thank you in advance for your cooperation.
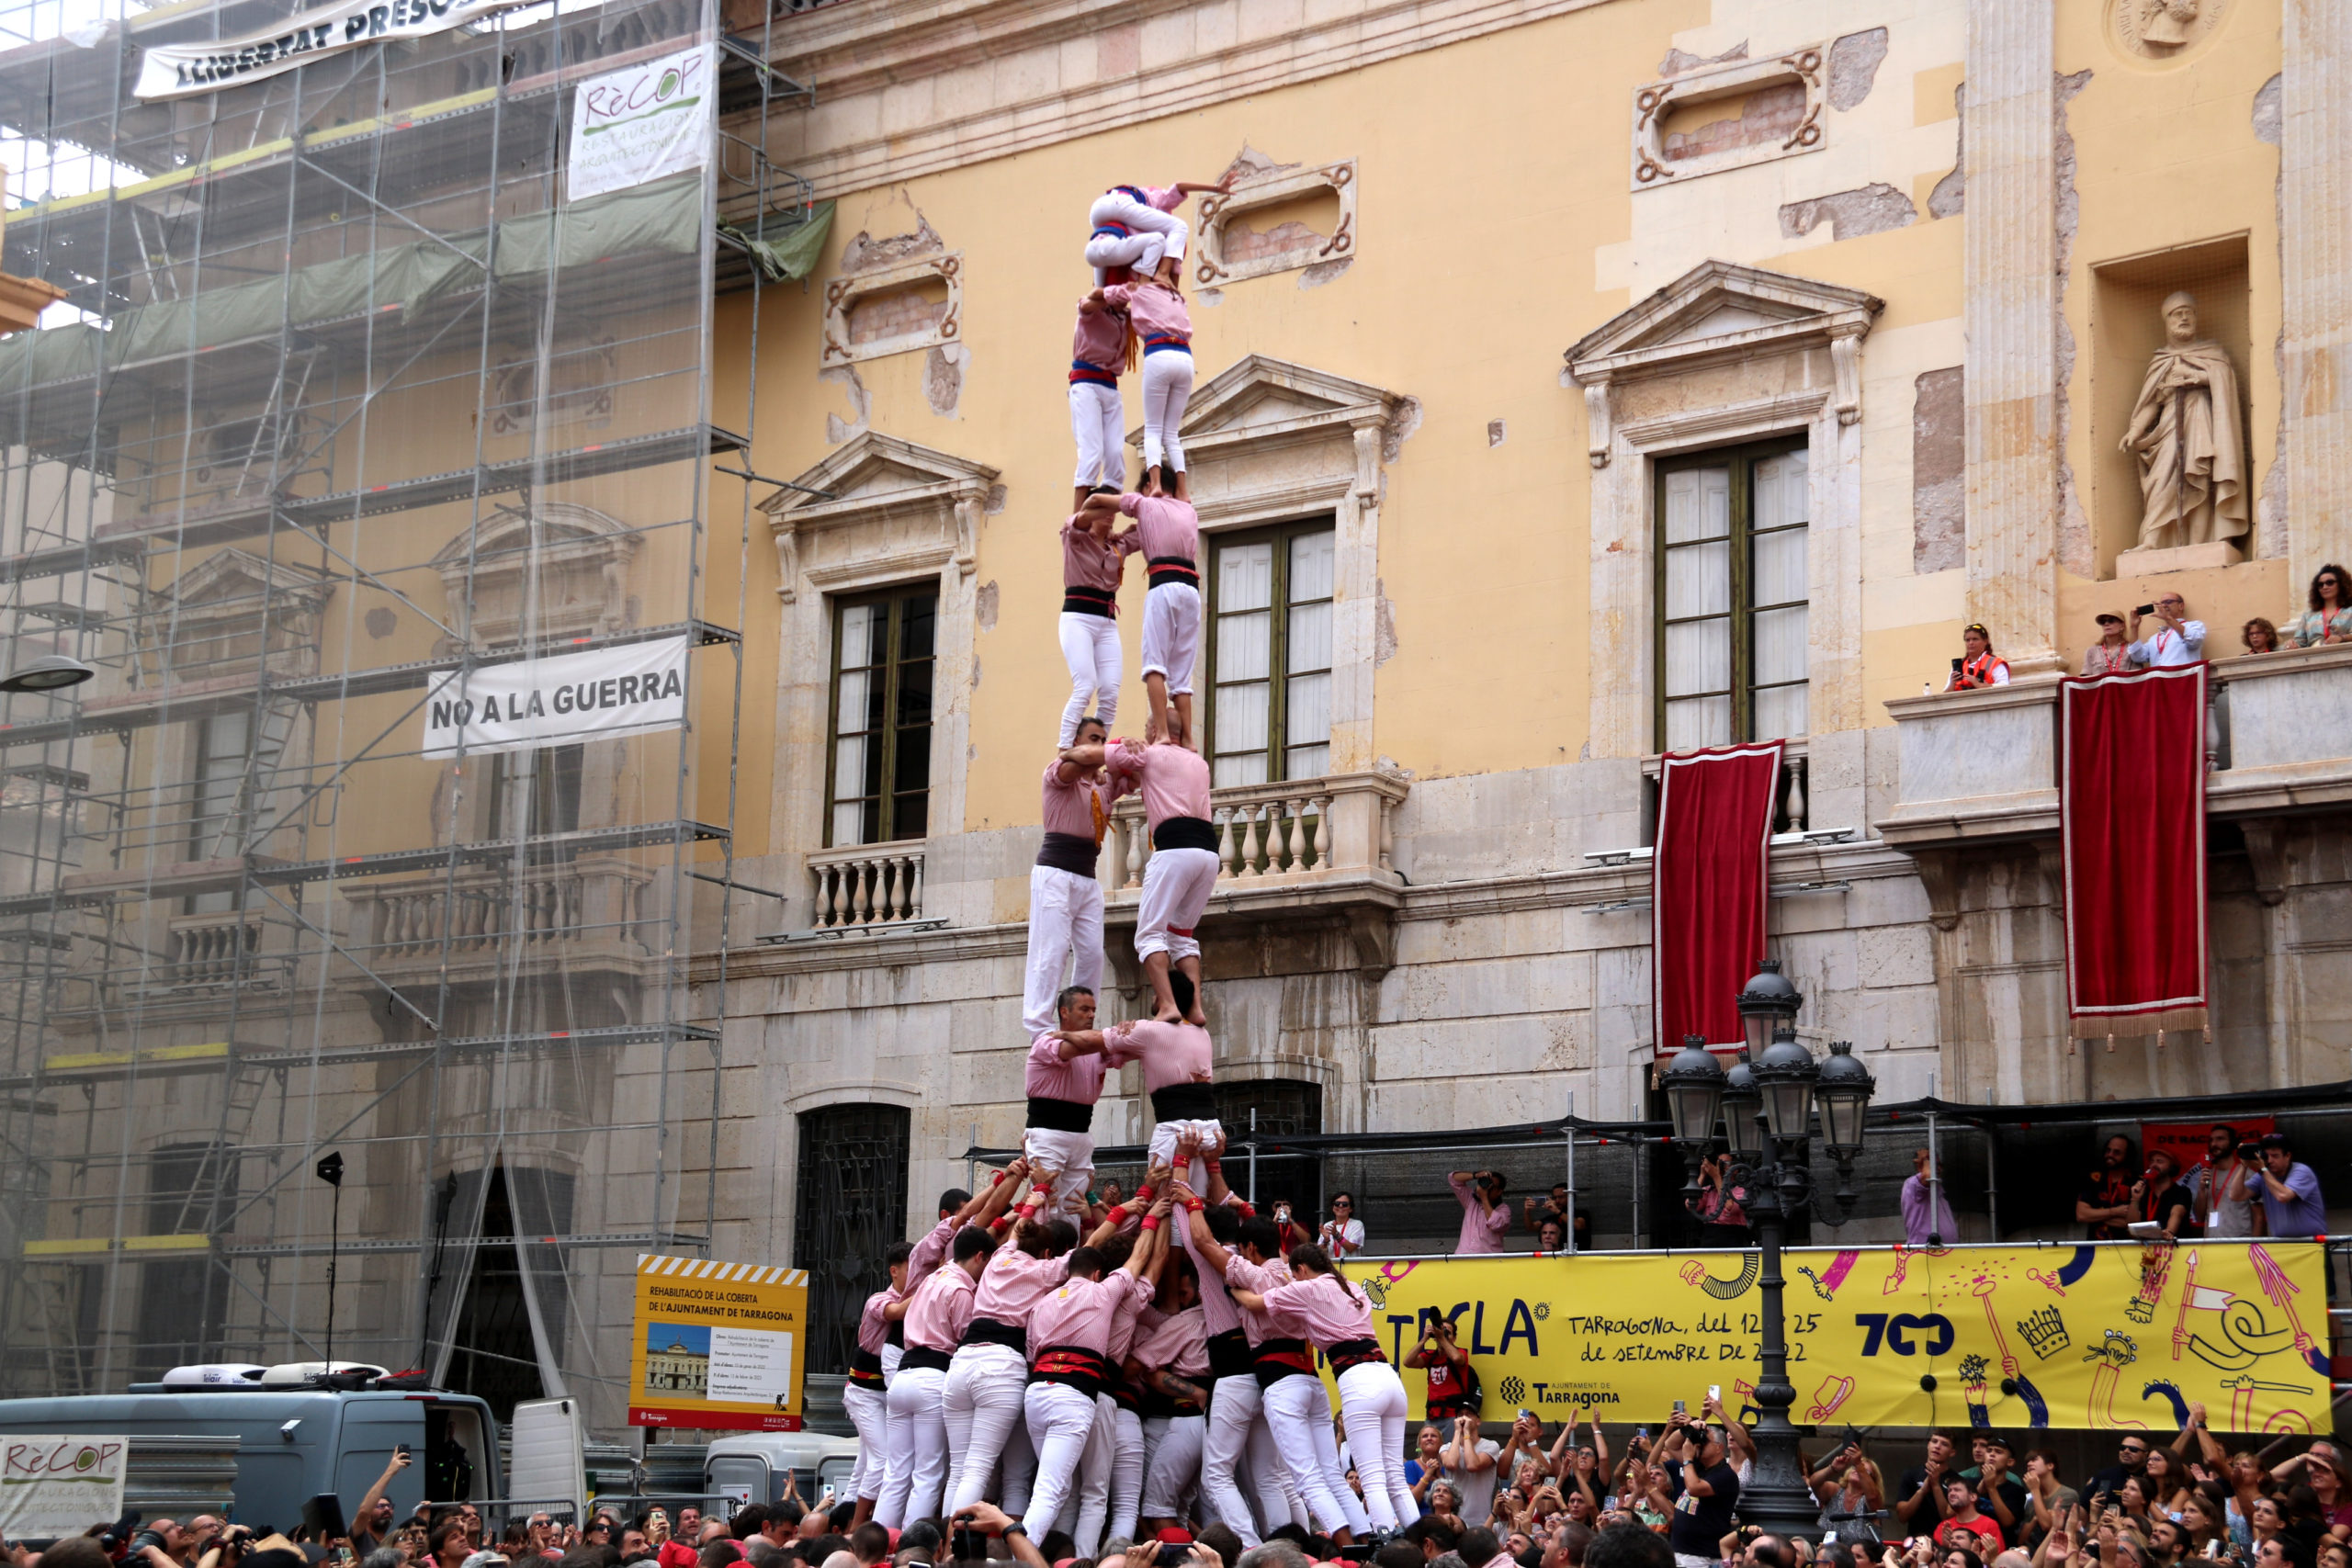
[2076,1129,2324,1242]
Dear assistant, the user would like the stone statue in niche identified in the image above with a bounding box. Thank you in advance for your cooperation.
[2120,291,2247,552]
[2141,0,2198,47]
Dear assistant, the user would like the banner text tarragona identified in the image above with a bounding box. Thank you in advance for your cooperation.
[1335,1239,2327,1432]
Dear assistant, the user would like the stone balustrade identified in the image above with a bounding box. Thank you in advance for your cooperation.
[1102,772,1407,895]
[345,859,655,968]
[166,912,268,988]
[807,841,926,928]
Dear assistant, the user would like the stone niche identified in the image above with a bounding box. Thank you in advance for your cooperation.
[2090,233,2255,576]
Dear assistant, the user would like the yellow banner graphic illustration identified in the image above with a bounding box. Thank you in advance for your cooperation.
[1335,1240,2326,1432]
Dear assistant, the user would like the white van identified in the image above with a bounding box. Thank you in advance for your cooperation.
[704,1433,862,1515]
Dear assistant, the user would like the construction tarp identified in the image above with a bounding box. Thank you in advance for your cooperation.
[0,172,704,389]
[721,197,832,283]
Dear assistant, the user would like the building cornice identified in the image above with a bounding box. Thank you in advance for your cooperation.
[748,0,1620,197]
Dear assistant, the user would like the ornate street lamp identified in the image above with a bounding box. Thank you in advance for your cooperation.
[1665,966,1876,1547]
[0,653,95,694]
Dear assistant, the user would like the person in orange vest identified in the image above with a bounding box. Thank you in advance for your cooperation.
[1945,622,2011,690]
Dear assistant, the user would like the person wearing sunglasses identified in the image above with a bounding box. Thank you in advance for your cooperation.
[2085,1437,2154,1512]
[1317,1193,1365,1260]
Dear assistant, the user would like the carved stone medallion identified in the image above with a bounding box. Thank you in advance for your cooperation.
[2111,0,2228,61]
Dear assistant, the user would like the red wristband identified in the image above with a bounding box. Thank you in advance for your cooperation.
[1185,1199,1204,1213]
[1135,1185,1157,1203]
[990,1169,1008,1187]
[1016,1201,1039,1221]
[1140,1215,1162,1232]
[1105,1204,1130,1225]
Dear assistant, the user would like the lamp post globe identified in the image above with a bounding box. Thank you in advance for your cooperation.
[1736,956,1804,1057]
[1753,1026,1820,1143]
[0,653,96,694]
[1661,1034,1727,1151]
[1815,1039,1877,1158]
[1720,1050,1764,1164]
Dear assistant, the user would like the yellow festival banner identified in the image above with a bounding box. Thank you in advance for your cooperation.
[1334,1240,2328,1433]
[628,1254,810,1431]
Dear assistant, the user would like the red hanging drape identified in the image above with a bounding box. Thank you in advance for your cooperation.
[1653,739,1783,1056]
[2062,662,2209,1041]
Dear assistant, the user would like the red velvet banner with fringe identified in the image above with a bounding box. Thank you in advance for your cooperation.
[2062,662,2209,1043]
[1653,740,1783,1056]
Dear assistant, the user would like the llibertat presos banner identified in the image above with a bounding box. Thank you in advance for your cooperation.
[422,634,688,760]
[135,0,562,101]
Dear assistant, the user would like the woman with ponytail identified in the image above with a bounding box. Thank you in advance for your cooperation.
[1235,1242,1420,1535]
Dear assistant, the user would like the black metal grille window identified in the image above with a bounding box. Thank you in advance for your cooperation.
[134,1142,237,1382]
[794,1103,910,1374]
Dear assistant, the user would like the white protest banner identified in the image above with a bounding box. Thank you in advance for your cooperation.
[423,635,688,760]
[0,1436,127,1540]
[566,44,713,201]
[136,0,559,101]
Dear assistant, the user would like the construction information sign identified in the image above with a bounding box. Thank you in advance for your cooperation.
[629,1255,809,1431]
[566,44,713,201]
[422,634,688,760]
[1,1437,127,1540]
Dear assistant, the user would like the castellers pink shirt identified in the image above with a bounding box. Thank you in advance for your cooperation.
[1026,1269,1153,1358]
[1107,737,1211,828]
[1260,1272,1374,1347]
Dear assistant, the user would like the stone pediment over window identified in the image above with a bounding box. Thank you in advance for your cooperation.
[1142,355,1404,488]
[152,548,332,679]
[762,431,1001,603]
[1564,260,1883,464]
[430,501,640,651]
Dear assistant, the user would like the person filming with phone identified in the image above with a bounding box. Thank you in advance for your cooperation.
[1657,1407,1740,1568]
[2188,1124,2261,1237]
[1944,624,2010,691]
[2128,592,2206,667]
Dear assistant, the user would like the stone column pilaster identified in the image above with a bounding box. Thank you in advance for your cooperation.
[1962,0,2061,675]
[2281,0,2352,588]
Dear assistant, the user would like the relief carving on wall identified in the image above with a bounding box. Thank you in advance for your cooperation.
[2110,0,2229,60]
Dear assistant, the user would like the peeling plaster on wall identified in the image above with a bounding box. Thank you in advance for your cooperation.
[969,660,982,692]
[1487,419,1507,447]
[1384,396,1423,464]
[975,581,1000,633]
[926,343,967,416]
[1913,367,1967,572]
[821,363,871,445]
[2053,69,2094,578]
[1928,84,1966,219]
[1780,183,1917,241]
[2256,75,2287,558]
[1223,144,1300,184]
[1195,288,1225,308]
[1826,28,1889,112]
[1299,258,1352,289]
[1374,579,1399,667]
[1658,40,1746,76]
[841,206,944,273]
[984,484,1008,514]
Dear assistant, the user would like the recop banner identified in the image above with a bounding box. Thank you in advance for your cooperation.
[0,1436,127,1540]
[567,44,714,201]
[1337,1239,2327,1432]
[629,1255,810,1431]
[423,635,688,760]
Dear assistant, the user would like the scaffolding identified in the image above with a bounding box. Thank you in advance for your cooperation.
[0,0,807,1427]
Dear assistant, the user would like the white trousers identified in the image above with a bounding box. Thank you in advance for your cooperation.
[1020,1126,1097,1218]
[1105,1401,1146,1544]
[877,1363,949,1528]
[1086,192,1187,279]
[1148,1117,1225,1194]
[1261,1372,1370,1538]
[1140,581,1201,696]
[1070,381,1126,491]
[944,1342,1033,1514]
[1201,1375,1299,1547]
[1058,611,1123,747]
[1140,348,1194,473]
[1140,1413,1204,1520]
[1136,842,1217,960]
[1023,862,1106,1036]
[1022,1380,1105,1548]
[1337,1361,1417,1531]
[882,1342,903,1379]
[843,1381,891,1500]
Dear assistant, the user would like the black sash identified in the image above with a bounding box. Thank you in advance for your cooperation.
[849,1349,885,1389]
[1253,1336,1317,1387]
[1027,1095,1095,1134]
[960,1316,1028,1354]
[1036,830,1100,877]
[1148,556,1199,592]
[1206,1327,1254,1382]
[1062,585,1115,617]
[900,1345,954,1372]
[885,1319,905,1348]
[1031,1344,1115,1398]
[1152,816,1217,852]
[1326,1337,1385,1372]
[1150,1082,1216,1122]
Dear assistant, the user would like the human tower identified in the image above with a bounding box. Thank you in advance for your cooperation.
[835,177,1421,1555]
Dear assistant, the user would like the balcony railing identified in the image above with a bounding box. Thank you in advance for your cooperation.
[807,842,925,929]
[1102,772,1407,895]
[166,912,273,988]
[344,859,656,970]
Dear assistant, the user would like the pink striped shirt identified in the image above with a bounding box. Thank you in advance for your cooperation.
[1129,1303,1208,1374]
[1451,1174,1511,1254]
[1027,1269,1153,1358]
[1107,738,1211,828]
[1182,1223,1245,1339]
[1026,1031,1111,1105]
[1106,1016,1211,1094]
[1140,186,1183,213]
[1224,1254,1288,1345]
[1116,494,1199,567]
[1101,282,1190,344]
[1260,1272,1374,1346]
[1073,299,1127,375]
[857,1287,897,1354]
[908,1213,957,1285]
[972,1243,1073,1326]
[902,1262,975,1351]
[1108,1287,1152,1364]
[1062,519,1136,595]
[1041,757,1124,841]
